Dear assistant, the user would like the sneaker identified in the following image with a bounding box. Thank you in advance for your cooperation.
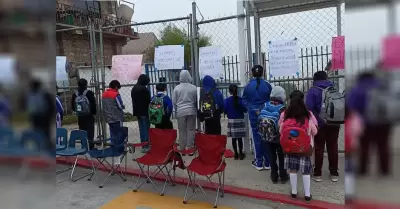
[271,176,278,184]
[291,193,297,199]
[305,195,312,203]
[113,157,121,165]
[234,153,239,160]
[251,161,263,171]
[330,174,339,182]
[280,175,289,184]
[263,165,271,170]
[239,153,246,160]
[312,175,322,182]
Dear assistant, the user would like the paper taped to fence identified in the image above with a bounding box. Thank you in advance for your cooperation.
[268,40,299,77]
[0,55,16,84]
[112,55,143,81]
[199,46,224,79]
[332,36,345,70]
[154,45,184,70]
[56,56,69,81]
[382,35,400,70]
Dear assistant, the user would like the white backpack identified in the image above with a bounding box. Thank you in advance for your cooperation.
[316,86,345,124]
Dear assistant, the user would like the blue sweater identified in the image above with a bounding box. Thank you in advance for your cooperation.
[202,75,224,118]
[152,92,173,119]
[242,78,272,110]
[224,96,247,119]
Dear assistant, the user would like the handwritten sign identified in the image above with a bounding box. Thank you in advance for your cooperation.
[332,36,345,70]
[268,40,299,77]
[112,55,143,81]
[199,46,224,79]
[154,45,184,70]
[56,56,69,81]
[382,35,400,70]
[0,55,16,84]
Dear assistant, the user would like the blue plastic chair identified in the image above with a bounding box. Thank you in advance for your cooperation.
[19,130,46,154]
[56,128,68,151]
[88,127,128,188]
[56,129,95,182]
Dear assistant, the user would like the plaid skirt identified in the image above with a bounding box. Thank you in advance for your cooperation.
[284,155,312,174]
[227,118,247,138]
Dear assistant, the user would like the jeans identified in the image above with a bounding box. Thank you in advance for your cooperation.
[267,142,287,179]
[204,116,222,135]
[137,116,150,148]
[109,121,122,142]
[249,109,269,167]
[78,116,95,149]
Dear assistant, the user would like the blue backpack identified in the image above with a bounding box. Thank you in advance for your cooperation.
[257,102,284,142]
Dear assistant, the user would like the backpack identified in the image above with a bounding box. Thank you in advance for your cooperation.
[149,95,165,125]
[257,102,284,142]
[280,118,311,155]
[27,92,47,115]
[199,88,216,120]
[74,90,91,116]
[315,86,345,124]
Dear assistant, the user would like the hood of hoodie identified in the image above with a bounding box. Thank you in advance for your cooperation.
[137,74,150,86]
[313,80,334,88]
[202,75,216,92]
[179,70,193,83]
[270,86,286,102]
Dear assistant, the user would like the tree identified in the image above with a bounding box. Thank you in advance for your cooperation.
[145,24,212,66]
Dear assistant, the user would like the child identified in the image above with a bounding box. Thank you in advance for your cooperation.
[279,95,318,203]
[224,84,247,160]
[102,80,125,142]
[261,86,288,183]
[344,107,363,203]
[150,83,173,129]
[199,75,224,135]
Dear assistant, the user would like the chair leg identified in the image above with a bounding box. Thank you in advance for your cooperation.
[183,170,193,204]
[56,156,73,175]
[70,155,95,182]
[133,163,160,193]
[221,171,225,198]
[213,173,223,208]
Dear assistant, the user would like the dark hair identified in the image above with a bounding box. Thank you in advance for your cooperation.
[109,80,121,89]
[284,96,310,125]
[313,71,328,81]
[156,83,167,92]
[229,84,240,109]
[30,79,42,91]
[289,90,304,100]
[251,65,263,90]
[357,71,375,83]
[78,78,88,88]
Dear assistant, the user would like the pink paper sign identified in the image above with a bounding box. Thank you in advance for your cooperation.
[382,35,400,70]
[332,36,345,70]
[112,55,143,81]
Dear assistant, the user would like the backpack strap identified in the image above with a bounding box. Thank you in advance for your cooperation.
[82,89,89,96]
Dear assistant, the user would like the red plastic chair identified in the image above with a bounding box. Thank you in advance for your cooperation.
[132,128,178,196]
[183,133,228,208]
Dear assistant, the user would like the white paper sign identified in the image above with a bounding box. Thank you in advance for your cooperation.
[268,40,299,78]
[0,56,16,84]
[154,45,184,70]
[112,55,143,81]
[56,56,69,81]
[199,46,224,79]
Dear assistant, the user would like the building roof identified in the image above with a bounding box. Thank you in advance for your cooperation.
[122,32,158,63]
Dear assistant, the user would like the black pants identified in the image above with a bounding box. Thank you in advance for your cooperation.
[204,117,221,135]
[267,142,287,179]
[30,115,54,152]
[78,116,95,149]
[155,117,173,129]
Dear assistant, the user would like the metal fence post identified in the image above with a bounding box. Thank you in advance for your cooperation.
[388,0,397,34]
[245,1,253,77]
[98,26,107,140]
[253,10,262,66]
[192,1,199,86]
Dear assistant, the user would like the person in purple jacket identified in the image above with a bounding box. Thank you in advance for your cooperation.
[305,69,340,183]
[347,71,392,176]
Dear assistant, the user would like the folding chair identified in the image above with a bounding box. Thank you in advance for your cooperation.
[88,126,128,188]
[133,128,178,196]
[56,130,95,182]
[56,128,68,151]
[183,133,228,208]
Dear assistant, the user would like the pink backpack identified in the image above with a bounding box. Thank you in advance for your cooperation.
[280,118,311,155]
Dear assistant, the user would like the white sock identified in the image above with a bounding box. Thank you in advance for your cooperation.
[290,173,298,194]
[303,174,311,197]
[345,173,355,197]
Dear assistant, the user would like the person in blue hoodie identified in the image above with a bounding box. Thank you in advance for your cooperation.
[152,83,173,129]
[224,84,247,160]
[242,65,272,171]
[199,75,224,135]
[305,70,340,182]
[347,70,392,176]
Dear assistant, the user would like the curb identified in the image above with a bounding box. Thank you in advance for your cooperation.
[56,157,344,209]
[0,156,54,168]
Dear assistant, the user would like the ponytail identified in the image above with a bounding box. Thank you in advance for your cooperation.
[229,84,240,110]
[256,77,260,90]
